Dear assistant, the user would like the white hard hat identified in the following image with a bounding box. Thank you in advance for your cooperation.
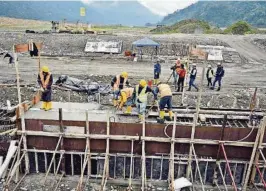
[192,63,196,66]
[217,62,221,66]
[208,64,211,68]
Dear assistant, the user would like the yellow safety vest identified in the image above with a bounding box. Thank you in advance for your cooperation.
[121,88,134,99]
[158,84,172,98]
[136,85,148,103]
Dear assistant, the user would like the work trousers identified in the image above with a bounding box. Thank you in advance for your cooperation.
[173,71,179,85]
[177,77,185,92]
[137,101,147,115]
[189,78,198,90]
[207,78,212,87]
[159,96,172,110]
[213,77,222,88]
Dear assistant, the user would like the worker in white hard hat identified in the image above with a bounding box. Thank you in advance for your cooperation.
[111,71,130,106]
[211,62,225,91]
[38,66,53,111]
[188,63,198,91]
[206,64,214,87]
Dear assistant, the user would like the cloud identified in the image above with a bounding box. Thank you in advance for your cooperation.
[138,0,198,16]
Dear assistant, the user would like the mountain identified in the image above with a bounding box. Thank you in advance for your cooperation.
[0,1,162,26]
[161,1,266,27]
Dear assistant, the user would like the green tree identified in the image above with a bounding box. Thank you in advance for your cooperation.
[225,21,252,35]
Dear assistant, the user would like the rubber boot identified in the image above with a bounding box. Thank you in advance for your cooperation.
[138,114,144,123]
[217,87,221,91]
[153,79,157,85]
[41,102,47,110]
[157,111,165,124]
[210,87,214,90]
[113,99,118,106]
[169,111,173,121]
[187,87,191,91]
[45,102,52,111]
[125,106,132,115]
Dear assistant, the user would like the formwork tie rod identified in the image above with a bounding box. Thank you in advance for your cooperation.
[220,143,238,191]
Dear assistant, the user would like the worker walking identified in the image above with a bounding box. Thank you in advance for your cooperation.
[38,66,53,111]
[134,80,157,122]
[154,82,173,124]
[206,64,214,87]
[111,72,130,106]
[188,63,198,91]
[154,60,161,85]
[211,63,225,91]
[177,64,186,92]
[117,87,135,114]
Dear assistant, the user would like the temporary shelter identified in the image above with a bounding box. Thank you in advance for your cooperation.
[132,37,160,59]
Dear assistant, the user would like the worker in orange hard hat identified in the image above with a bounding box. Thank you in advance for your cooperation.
[134,79,157,122]
[111,72,130,106]
[38,66,53,111]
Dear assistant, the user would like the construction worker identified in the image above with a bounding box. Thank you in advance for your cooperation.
[38,66,53,111]
[177,64,186,92]
[134,79,157,122]
[211,63,225,91]
[154,60,161,85]
[154,82,173,124]
[170,57,181,86]
[111,72,130,106]
[117,87,135,114]
[206,64,214,87]
[188,63,198,91]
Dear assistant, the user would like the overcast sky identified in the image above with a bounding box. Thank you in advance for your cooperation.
[81,0,198,16]
[138,0,198,16]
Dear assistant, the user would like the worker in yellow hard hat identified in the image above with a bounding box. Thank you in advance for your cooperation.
[111,72,130,106]
[133,79,157,122]
[154,81,173,124]
[117,87,135,114]
[38,66,53,111]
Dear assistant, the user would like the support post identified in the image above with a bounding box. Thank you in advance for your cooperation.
[169,113,177,191]
[59,108,65,175]
[220,144,238,191]
[181,44,191,105]
[100,113,110,191]
[243,116,266,191]
[128,140,134,190]
[13,45,29,173]
[141,117,146,191]
[250,116,266,182]
[255,164,266,188]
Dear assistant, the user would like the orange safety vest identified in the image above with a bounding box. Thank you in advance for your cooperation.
[114,75,128,90]
[158,84,172,98]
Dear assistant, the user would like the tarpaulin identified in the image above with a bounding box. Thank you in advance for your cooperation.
[55,75,112,95]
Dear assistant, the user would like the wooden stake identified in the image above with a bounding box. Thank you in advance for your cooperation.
[13,45,29,173]
[250,116,266,183]
[169,113,177,191]
[43,135,62,186]
[128,140,134,190]
[141,117,146,191]
[192,144,205,191]
[59,108,66,175]
[243,116,266,191]
[100,113,110,191]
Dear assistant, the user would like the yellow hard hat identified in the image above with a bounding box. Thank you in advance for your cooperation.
[42,66,49,73]
[121,71,128,78]
[139,79,147,87]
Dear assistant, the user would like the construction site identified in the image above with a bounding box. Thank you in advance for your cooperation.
[0,23,266,191]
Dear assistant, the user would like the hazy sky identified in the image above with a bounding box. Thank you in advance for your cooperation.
[81,0,197,16]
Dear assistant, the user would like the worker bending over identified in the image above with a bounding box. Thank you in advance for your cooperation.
[117,87,135,114]
[153,60,161,85]
[38,66,53,111]
[135,80,157,122]
[155,82,173,124]
[111,72,130,106]
[206,64,214,87]
[177,64,186,92]
[211,63,225,91]
[188,63,198,91]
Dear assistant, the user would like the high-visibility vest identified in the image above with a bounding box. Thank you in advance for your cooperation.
[136,85,148,103]
[121,88,134,99]
[158,84,172,98]
[114,75,128,90]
